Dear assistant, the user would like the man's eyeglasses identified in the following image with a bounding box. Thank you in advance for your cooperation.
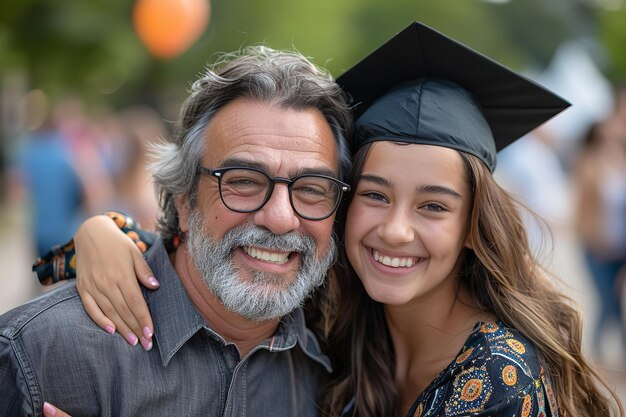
[197,166,351,221]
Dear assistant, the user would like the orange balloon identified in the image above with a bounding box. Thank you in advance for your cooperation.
[133,0,210,59]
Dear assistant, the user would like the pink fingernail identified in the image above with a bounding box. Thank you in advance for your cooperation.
[43,402,57,415]
[143,327,153,339]
[148,277,160,287]
[126,333,138,346]
[104,325,115,335]
[140,336,153,351]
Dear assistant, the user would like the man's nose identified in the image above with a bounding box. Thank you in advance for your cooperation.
[253,184,300,234]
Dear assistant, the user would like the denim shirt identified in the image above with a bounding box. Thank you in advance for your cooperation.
[0,239,332,417]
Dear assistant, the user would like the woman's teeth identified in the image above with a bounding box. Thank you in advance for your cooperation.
[373,249,417,268]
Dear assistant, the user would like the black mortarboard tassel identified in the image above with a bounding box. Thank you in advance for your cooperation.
[337,22,570,171]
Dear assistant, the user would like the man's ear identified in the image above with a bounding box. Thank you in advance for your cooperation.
[176,195,190,233]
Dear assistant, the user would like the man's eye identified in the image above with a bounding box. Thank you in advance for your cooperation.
[295,185,326,196]
[227,178,262,187]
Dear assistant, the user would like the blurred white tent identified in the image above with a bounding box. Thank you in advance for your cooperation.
[497,38,615,236]
[533,39,614,163]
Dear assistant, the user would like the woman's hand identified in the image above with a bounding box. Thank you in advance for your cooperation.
[43,402,72,417]
[75,215,158,350]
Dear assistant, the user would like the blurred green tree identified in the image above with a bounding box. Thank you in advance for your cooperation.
[0,0,623,114]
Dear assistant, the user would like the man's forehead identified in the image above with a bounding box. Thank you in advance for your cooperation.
[204,98,339,174]
[218,156,339,178]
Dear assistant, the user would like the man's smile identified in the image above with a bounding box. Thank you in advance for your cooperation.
[242,246,292,265]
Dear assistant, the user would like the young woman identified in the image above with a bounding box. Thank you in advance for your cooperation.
[323,117,615,417]
[38,23,622,417]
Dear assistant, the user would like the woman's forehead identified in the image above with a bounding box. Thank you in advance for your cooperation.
[361,142,469,190]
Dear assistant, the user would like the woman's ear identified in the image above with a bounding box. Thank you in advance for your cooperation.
[464,230,474,251]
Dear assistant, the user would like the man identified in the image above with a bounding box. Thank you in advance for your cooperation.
[0,45,352,417]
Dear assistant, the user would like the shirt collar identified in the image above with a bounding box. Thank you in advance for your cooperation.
[143,238,331,372]
[260,307,332,373]
[143,239,205,366]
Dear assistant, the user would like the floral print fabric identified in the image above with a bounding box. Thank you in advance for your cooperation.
[407,321,559,417]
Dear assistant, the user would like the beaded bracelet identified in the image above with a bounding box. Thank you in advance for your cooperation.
[32,211,156,285]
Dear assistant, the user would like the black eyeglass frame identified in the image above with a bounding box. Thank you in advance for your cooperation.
[196,166,351,221]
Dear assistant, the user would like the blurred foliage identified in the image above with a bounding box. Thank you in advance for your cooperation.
[598,8,626,83]
[0,0,624,114]
[0,0,142,103]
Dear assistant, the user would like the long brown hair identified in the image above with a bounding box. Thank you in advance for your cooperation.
[321,143,624,417]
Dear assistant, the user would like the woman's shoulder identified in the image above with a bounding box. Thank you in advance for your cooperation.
[471,321,540,366]
[410,321,559,417]
[446,321,558,416]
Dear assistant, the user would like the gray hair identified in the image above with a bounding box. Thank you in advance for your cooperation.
[150,45,353,241]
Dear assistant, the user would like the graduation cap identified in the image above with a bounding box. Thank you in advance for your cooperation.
[336,22,570,171]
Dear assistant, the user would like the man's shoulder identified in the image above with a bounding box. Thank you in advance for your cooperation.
[0,281,135,385]
[0,282,87,340]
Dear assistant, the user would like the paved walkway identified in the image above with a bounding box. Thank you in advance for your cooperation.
[0,201,47,314]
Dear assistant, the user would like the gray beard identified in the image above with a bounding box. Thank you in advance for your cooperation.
[186,210,336,321]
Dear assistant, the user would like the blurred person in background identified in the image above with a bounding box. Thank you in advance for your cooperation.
[495,45,616,358]
[9,93,103,256]
[54,98,117,216]
[110,106,165,231]
[573,92,626,363]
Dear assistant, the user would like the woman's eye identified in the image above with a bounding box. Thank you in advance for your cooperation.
[360,192,388,203]
[422,202,446,212]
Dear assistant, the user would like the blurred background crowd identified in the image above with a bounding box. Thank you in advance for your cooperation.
[1,0,626,398]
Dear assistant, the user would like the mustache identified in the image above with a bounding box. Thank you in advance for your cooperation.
[220,223,317,254]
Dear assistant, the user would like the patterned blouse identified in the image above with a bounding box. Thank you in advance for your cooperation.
[340,322,559,417]
[406,321,559,417]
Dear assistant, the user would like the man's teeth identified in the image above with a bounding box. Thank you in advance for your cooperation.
[243,246,289,264]
[373,250,416,268]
